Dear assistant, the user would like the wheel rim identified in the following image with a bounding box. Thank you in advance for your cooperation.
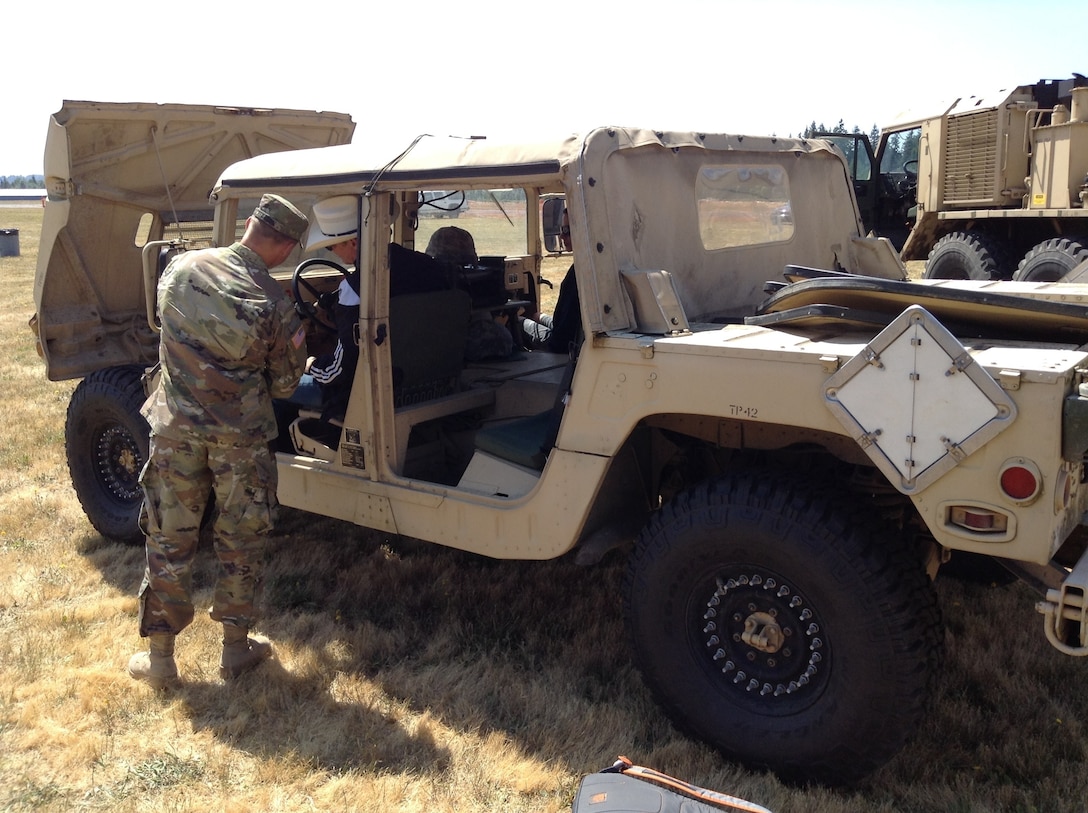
[94,424,143,504]
[695,567,830,711]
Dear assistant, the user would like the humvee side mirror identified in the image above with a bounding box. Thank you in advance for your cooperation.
[542,196,566,253]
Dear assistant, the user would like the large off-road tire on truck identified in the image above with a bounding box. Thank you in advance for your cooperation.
[65,366,150,544]
[1013,237,1088,282]
[624,470,942,786]
[923,231,1008,280]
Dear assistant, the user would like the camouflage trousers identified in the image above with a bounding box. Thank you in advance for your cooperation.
[137,432,278,637]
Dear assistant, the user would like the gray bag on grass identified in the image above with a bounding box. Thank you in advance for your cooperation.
[571,757,773,813]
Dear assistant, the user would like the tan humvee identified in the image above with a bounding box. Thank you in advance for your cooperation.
[33,102,1088,785]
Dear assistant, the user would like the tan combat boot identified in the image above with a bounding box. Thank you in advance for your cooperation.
[127,633,179,688]
[219,624,273,679]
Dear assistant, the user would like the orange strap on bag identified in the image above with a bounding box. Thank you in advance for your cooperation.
[597,756,775,813]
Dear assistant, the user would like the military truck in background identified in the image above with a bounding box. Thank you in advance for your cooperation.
[822,75,1088,281]
[32,102,1088,785]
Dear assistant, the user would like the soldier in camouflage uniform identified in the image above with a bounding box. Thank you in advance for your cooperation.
[128,194,309,688]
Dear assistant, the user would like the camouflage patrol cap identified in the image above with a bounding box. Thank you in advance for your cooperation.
[253,194,309,242]
[425,226,478,265]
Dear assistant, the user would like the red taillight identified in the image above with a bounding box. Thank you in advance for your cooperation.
[1000,466,1038,499]
[999,460,1041,503]
[960,509,996,530]
[948,505,1009,533]
[1059,468,1073,511]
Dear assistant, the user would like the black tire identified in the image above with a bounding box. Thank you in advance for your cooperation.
[923,231,1007,280]
[624,471,942,786]
[65,366,150,543]
[1013,237,1088,282]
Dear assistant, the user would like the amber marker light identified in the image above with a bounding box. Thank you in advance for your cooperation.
[949,505,1009,533]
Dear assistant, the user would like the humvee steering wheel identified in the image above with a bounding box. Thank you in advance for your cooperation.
[897,159,919,196]
[292,257,349,335]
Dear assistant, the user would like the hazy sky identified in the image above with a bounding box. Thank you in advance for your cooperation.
[3,0,1086,175]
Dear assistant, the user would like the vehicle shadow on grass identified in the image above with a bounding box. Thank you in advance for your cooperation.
[253,508,679,775]
[74,508,667,778]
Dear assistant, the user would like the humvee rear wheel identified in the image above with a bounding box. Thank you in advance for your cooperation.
[625,471,942,785]
[65,366,150,543]
[924,231,1006,280]
[1013,237,1088,282]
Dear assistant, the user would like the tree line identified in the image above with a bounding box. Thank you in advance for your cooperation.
[2,176,44,189]
[803,121,881,143]
[801,122,920,176]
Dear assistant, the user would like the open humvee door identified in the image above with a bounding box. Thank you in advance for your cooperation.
[33,101,355,541]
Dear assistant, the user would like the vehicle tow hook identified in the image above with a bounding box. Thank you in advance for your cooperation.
[1036,550,1088,656]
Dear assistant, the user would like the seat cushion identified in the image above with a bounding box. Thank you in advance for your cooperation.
[474,410,553,470]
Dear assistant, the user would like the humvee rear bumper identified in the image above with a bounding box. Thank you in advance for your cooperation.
[1037,546,1088,655]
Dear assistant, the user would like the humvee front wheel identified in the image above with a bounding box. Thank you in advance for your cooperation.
[624,471,942,785]
[65,366,150,543]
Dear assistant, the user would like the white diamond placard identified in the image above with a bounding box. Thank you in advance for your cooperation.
[824,306,1017,493]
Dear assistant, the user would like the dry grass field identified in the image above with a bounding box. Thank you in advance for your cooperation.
[2,205,1088,812]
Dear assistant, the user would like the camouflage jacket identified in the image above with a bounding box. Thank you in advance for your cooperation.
[142,242,306,445]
